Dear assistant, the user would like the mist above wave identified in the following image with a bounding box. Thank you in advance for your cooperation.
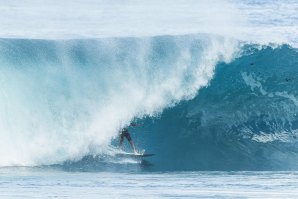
[0,0,297,46]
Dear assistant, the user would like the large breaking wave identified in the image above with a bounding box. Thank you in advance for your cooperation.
[0,35,236,166]
[1,36,297,171]
[0,0,297,171]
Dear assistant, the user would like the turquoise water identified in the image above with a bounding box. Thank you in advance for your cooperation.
[1,168,298,198]
[0,0,298,198]
[1,38,298,171]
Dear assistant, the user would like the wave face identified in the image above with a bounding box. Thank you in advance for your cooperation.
[0,39,298,171]
[0,35,236,166]
[0,0,297,171]
[138,44,298,171]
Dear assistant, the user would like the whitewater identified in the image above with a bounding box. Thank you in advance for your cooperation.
[0,0,298,198]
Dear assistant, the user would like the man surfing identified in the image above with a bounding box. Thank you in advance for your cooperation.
[119,123,138,154]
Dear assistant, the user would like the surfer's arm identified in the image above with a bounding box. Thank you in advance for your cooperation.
[130,122,142,127]
[130,122,137,127]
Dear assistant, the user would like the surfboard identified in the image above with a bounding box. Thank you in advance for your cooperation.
[115,153,155,158]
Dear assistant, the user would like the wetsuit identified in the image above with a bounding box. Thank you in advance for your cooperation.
[120,128,132,141]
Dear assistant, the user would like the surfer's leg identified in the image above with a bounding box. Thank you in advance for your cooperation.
[125,133,137,154]
[128,140,137,154]
[119,134,124,149]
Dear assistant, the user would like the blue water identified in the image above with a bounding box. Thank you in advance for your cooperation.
[1,0,298,198]
[1,168,298,199]
[1,38,298,198]
[137,44,298,171]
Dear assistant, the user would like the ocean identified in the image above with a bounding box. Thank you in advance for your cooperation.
[1,169,298,198]
[0,0,298,198]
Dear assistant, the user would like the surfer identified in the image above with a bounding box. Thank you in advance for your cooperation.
[119,123,138,154]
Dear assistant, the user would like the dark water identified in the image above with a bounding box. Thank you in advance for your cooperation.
[135,45,298,171]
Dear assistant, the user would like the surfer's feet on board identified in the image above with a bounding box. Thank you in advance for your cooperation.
[137,149,145,155]
[133,149,145,155]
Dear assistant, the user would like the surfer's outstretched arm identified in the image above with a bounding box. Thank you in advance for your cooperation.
[130,122,142,127]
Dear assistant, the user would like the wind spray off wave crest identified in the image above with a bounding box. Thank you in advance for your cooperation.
[0,35,238,166]
[1,0,297,47]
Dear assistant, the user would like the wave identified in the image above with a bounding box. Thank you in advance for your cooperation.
[0,35,237,166]
[0,35,297,171]
[138,44,298,171]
